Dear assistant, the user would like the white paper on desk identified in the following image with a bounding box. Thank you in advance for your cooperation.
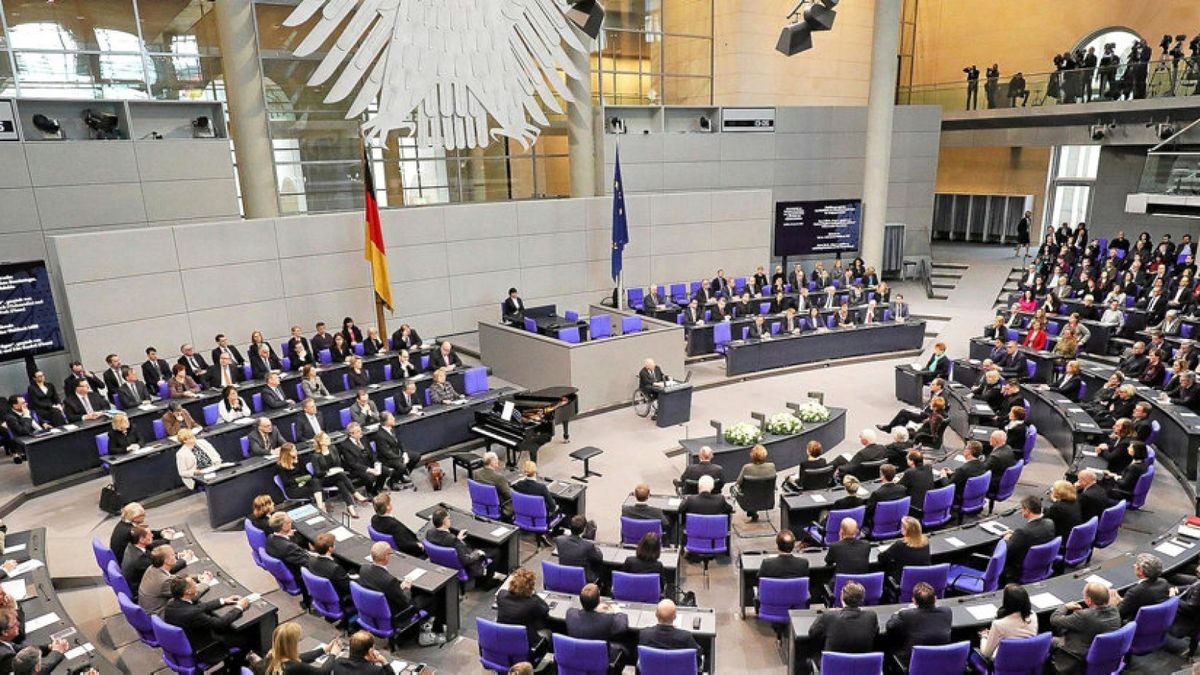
[952,454,966,463]
[368,384,380,389]
[24,612,59,632]
[64,643,94,660]
[1030,592,1063,610]
[138,402,156,410]
[3,544,25,554]
[206,575,219,587]
[243,592,262,603]
[306,516,325,526]
[201,472,217,480]
[1183,412,1200,418]
[857,487,870,498]
[373,462,383,473]
[404,568,426,582]
[179,551,199,565]
[47,427,62,434]
[980,521,1009,536]
[1085,574,1112,587]
[1179,524,1200,540]
[667,498,681,507]
[233,417,255,425]
[8,560,43,578]
[966,603,999,621]
[1156,541,1186,557]
[325,467,345,476]
[489,526,510,537]
[329,526,354,542]
[0,580,26,601]
[945,537,967,548]
[218,462,236,468]
[169,530,185,540]
[133,445,156,454]
[810,494,827,503]
[62,424,78,431]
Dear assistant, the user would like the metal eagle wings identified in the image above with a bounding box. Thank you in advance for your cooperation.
[284,0,589,150]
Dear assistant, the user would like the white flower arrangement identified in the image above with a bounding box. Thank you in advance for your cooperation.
[724,422,763,446]
[795,401,831,423]
[765,412,803,436]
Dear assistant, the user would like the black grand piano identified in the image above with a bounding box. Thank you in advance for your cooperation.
[470,386,579,466]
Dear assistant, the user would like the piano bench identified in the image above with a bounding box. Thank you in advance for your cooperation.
[569,446,604,483]
[452,452,485,482]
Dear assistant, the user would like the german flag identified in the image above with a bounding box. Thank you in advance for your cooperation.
[363,148,393,311]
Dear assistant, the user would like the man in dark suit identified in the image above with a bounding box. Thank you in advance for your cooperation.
[142,347,173,390]
[369,494,423,558]
[746,315,769,339]
[898,450,935,508]
[638,600,702,668]
[759,530,809,579]
[427,341,462,372]
[331,631,392,675]
[1002,495,1057,581]
[638,358,667,398]
[312,322,335,354]
[878,378,944,431]
[473,452,514,519]
[832,429,889,480]
[101,354,125,394]
[985,430,1018,487]
[693,281,714,306]
[424,508,496,588]
[866,464,908,525]
[287,325,315,369]
[937,441,989,498]
[116,366,155,409]
[1130,402,1153,441]
[250,344,283,380]
[1170,371,1200,410]
[511,460,559,520]
[503,287,525,320]
[372,412,413,487]
[1116,553,1170,623]
[265,513,313,606]
[678,475,733,523]
[206,352,243,390]
[246,417,286,456]
[394,382,420,416]
[994,379,1024,427]
[163,576,250,666]
[110,502,172,565]
[63,379,108,423]
[683,299,704,326]
[885,582,952,662]
[809,581,879,653]
[306,532,352,608]
[4,395,48,438]
[1,618,66,674]
[121,525,187,591]
[210,334,245,368]
[1117,342,1149,379]
[1049,582,1122,675]
[338,423,390,495]
[566,583,630,666]
[63,361,106,400]
[260,372,294,410]
[677,446,724,494]
[621,483,670,530]
[824,518,871,576]
[1074,470,1111,523]
[295,398,324,442]
[998,341,1028,380]
[176,344,210,383]
[556,515,603,583]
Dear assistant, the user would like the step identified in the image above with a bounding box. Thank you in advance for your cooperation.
[932,283,957,290]
[931,263,970,270]
[930,294,950,300]
[931,273,963,280]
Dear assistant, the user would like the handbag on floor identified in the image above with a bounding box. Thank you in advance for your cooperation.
[99,484,124,515]
[427,461,444,491]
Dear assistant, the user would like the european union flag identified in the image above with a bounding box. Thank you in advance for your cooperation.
[611,147,629,282]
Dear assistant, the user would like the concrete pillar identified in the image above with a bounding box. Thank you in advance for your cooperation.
[566,40,597,198]
[859,0,902,272]
[213,0,279,219]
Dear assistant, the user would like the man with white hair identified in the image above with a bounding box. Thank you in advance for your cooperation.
[1116,553,1170,623]
[1158,309,1183,336]
[638,358,667,399]
[678,475,732,522]
[473,451,514,519]
[985,430,1018,488]
[832,429,889,481]
[677,445,724,494]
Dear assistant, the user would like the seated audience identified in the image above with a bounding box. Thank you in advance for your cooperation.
[511,460,558,519]
[496,568,550,647]
[879,517,931,585]
[638,600,702,667]
[262,623,342,675]
[1002,495,1057,581]
[424,508,496,588]
[370,493,423,558]
[557,515,603,584]
[1045,480,1083,540]
[332,631,391,674]
[247,417,286,456]
[565,583,630,667]
[809,581,879,653]
[175,428,222,490]
[107,412,143,455]
[623,532,665,577]
[1049,582,1121,675]
[759,530,808,579]
[428,368,461,404]
[163,577,250,666]
[1115,553,1170,623]
[622,483,669,530]
[474,451,514,519]
[825,518,870,575]
[679,475,733,522]
[884,581,952,662]
[218,385,251,423]
[311,432,370,515]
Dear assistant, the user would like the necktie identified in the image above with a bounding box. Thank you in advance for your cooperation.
[127,384,138,403]
[82,395,93,414]
[192,445,214,470]
[189,356,197,369]
[223,367,231,386]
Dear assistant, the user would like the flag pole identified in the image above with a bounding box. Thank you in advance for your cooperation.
[363,134,389,339]
[614,139,624,310]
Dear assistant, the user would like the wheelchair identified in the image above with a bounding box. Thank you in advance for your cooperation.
[631,387,658,418]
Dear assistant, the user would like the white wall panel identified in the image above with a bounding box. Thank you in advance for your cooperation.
[183,260,285,310]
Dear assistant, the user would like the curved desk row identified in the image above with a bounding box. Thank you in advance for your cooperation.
[966,337,1059,383]
[678,407,848,482]
[724,321,926,376]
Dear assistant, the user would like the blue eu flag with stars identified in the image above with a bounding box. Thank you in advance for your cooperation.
[611,147,629,282]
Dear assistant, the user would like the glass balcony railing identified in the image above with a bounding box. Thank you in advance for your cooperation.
[899,60,1200,111]
[1139,153,1200,195]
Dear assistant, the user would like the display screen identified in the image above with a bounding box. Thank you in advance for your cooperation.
[0,261,64,363]
[773,199,862,256]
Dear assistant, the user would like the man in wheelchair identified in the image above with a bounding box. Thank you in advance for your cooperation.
[634,358,669,419]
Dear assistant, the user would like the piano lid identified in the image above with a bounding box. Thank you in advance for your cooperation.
[519,386,579,400]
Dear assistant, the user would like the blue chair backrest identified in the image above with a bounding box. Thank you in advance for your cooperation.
[868,498,909,539]
[260,548,301,595]
[684,514,728,555]
[202,403,220,426]
[1095,500,1127,547]
[512,491,557,532]
[251,392,263,413]
[1131,596,1179,655]
[621,315,643,334]
[95,433,110,457]
[152,419,166,439]
[92,538,117,573]
[832,572,885,607]
[1130,463,1155,509]
[240,436,251,458]
[1087,621,1137,672]
[552,634,610,675]
[420,354,430,370]
[560,327,581,344]
[713,321,732,346]
[975,538,1008,593]
[542,560,587,595]
[1146,420,1161,446]
[524,317,538,332]
[993,460,1024,501]
[243,521,267,567]
[991,632,1052,675]
[424,541,469,582]
[342,374,351,392]
[1025,360,1036,379]
[921,485,955,528]
[820,506,866,546]
[899,564,949,601]
[590,315,612,339]
[1046,321,1060,336]
[960,473,992,515]
[1184,324,1195,339]
[463,366,488,395]
[151,615,198,673]
[908,641,970,674]
[612,571,661,604]
[339,407,352,428]
[565,310,580,322]
[1061,517,1097,567]
[424,388,433,406]
[105,560,133,598]
[353,343,365,356]
[1019,536,1061,583]
[301,568,344,621]
[620,516,663,546]
[1022,424,1037,462]
[476,617,532,672]
[116,591,157,646]
[670,284,687,302]
[243,364,253,380]
[350,581,394,638]
[820,651,883,675]
[1006,329,1019,342]
[157,381,170,399]
[637,646,697,675]
[760,302,772,314]
[366,524,398,551]
[627,288,645,309]
[468,479,502,519]
[318,349,332,365]
[757,577,809,623]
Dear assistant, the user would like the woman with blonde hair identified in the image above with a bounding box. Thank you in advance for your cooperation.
[311,432,369,517]
[262,622,340,674]
[107,412,143,454]
[831,474,866,511]
[878,516,931,584]
[276,443,324,512]
[731,444,777,522]
[249,495,275,533]
[1045,480,1082,540]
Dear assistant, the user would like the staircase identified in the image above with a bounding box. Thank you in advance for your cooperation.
[928,262,967,300]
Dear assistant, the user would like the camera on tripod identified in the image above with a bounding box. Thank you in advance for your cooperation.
[1190,35,1200,58]
[1170,34,1187,61]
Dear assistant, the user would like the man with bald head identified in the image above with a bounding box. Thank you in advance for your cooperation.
[1075,469,1111,522]
[357,541,414,621]
[428,341,462,372]
[678,446,724,494]
[985,429,1018,489]
[638,599,701,664]
[1050,582,1121,674]
[825,518,871,575]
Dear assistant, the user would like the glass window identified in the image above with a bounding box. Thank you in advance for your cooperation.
[1049,185,1092,227]
[1056,145,1100,179]
[3,0,139,52]
[137,0,219,55]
